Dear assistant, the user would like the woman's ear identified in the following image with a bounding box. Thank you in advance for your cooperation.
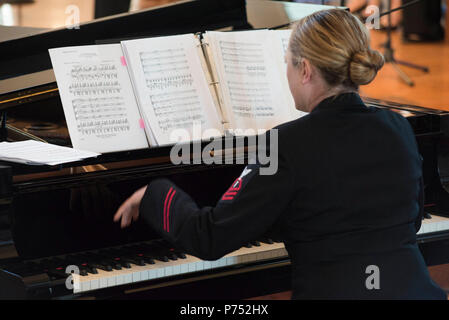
[301,58,313,84]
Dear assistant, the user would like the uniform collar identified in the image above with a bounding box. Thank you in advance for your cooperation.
[310,92,366,114]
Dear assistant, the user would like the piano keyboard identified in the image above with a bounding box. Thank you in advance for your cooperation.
[72,241,287,294]
[71,215,449,294]
[418,214,449,235]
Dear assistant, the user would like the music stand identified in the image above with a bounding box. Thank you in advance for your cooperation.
[380,0,429,87]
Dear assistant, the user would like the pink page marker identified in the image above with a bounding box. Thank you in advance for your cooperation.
[120,56,127,66]
[139,118,145,129]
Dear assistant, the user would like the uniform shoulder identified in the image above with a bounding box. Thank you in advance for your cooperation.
[266,114,313,152]
[273,113,313,135]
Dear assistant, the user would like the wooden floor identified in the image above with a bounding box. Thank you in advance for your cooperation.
[361,29,449,112]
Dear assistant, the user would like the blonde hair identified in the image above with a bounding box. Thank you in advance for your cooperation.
[289,9,384,89]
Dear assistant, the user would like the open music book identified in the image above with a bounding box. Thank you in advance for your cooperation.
[49,30,306,153]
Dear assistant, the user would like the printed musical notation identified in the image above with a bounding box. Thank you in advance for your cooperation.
[145,75,194,91]
[140,49,189,75]
[218,40,275,119]
[139,47,207,134]
[227,80,273,118]
[68,63,131,137]
[69,63,121,97]
[149,89,205,132]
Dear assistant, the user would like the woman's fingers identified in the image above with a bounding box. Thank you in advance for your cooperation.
[114,199,132,228]
[113,186,147,228]
[113,200,127,222]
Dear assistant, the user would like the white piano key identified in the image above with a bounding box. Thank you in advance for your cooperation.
[132,271,141,282]
[148,268,158,280]
[81,280,91,292]
[115,273,125,285]
[188,262,196,272]
[99,276,108,288]
[226,256,237,266]
[172,264,181,275]
[180,262,189,274]
[124,272,133,284]
[90,278,99,290]
[165,265,173,276]
[217,257,227,267]
[107,276,116,287]
[156,266,165,278]
[140,269,149,281]
[195,260,204,271]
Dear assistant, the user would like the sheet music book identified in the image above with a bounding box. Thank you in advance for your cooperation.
[49,30,306,153]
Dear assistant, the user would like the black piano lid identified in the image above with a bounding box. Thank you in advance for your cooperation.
[0,0,248,82]
[363,97,449,116]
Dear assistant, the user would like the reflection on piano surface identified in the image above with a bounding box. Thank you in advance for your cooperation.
[1,0,449,300]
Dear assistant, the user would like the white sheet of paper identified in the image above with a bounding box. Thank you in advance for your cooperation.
[49,44,149,153]
[121,34,223,146]
[0,140,99,165]
[270,29,307,120]
[204,30,293,134]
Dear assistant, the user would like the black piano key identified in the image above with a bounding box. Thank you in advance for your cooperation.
[251,240,261,247]
[91,252,124,270]
[136,250,160,263]
[64,255,97,275]
[80,253,113,272]
[152,241,181,261]
[82,257,112,271]
[259,238,274,244]
[168,253,178,261]
[176,252,187,259]
[142,256,155,264]
[158,255,169,262]
[137,243,170,262]
[79,268,89,276]
[98,249,141,267]
[159,243,187,259]
[118,260,132,269]
[111,259,124,270]
[122,256,146,266]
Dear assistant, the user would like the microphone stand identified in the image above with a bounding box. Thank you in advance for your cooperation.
[379,0,429,87]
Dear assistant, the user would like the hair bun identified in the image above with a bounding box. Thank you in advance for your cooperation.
[349,49,385,85]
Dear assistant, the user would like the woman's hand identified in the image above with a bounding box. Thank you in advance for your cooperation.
[113,186,147,228]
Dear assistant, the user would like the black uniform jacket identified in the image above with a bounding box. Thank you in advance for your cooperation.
[139,92,446,299]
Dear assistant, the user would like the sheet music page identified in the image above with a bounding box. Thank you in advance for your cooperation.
[0,140,99,166]
[204,30,293,134]
[270,29,308,120]
[49,44,149,153]
[121,34,223,146]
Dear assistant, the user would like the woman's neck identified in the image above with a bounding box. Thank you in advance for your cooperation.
[305,85,357,113]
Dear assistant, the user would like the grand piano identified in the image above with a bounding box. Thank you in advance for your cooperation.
[0,0,449,300]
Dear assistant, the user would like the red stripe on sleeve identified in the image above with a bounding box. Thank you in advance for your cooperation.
[163,187,173,231]
[166,190,176,233]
